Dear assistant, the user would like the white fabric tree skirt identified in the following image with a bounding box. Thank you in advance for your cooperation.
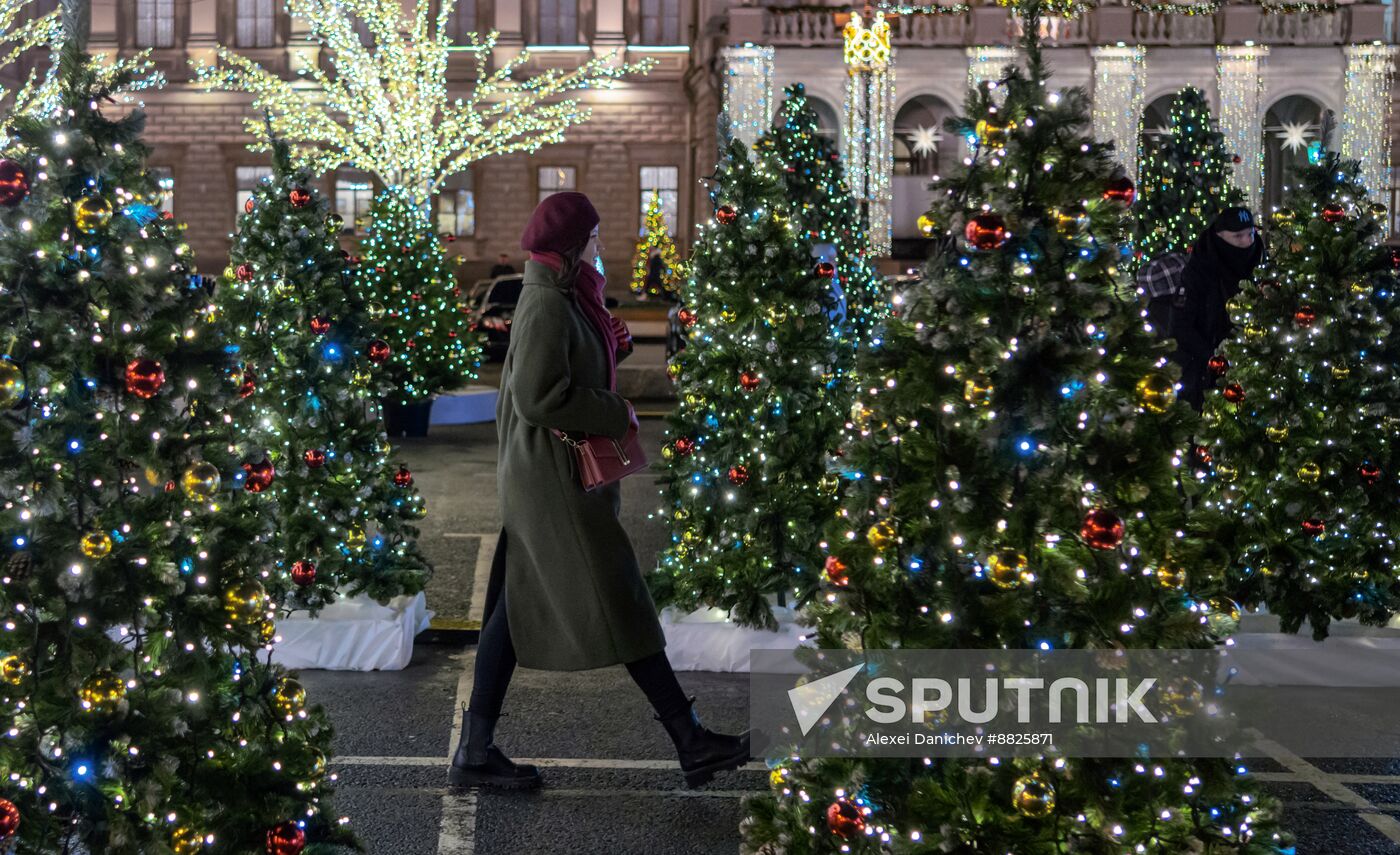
[270,591,433,671]
[660,605,811,672]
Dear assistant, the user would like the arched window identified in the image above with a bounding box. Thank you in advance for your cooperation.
[1139,92,1177,152]
[893,94,956,177]
[806,95,840,148]
[1263,94,1325,212]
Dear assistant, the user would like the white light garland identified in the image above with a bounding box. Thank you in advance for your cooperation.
[843,12,895,256]
[1340,43,1396,229]
[1216,44,1269,211]
[1091,45,1146,181]
[967,45,1019,89]
[721,44,775,149]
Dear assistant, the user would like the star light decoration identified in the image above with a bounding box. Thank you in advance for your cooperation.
[1275,121,1314,154]
[192,0,654,205]
[906,124,941,157]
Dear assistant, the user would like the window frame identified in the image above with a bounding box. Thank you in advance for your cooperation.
[536,165,578,205]
[638,165,679,235]
[334,170,376,235]
[234,0,279,47]
[638,0,680,45]
[535,0,578,45]
[133,0,176,48]
[234,165,274,219]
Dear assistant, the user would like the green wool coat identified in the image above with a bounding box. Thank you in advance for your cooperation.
[488,259,667,671]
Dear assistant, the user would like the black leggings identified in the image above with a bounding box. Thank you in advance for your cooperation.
[468,587,691,721]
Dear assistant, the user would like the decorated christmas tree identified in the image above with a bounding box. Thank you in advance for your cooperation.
[1136,87,1244,262]
[354,188,480,405]
[222,137,431,606]
[0,44,351,854]
[758,83,886,348]
[630,191,684,300]
[1196,143,1400,639]
[651,139,843,629]
[740,6,1286,852]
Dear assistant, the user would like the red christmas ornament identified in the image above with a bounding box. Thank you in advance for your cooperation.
[0,159,29,207]
[290,560,317,587]
[1207,355,1229,376]
[1222,382,1245,404]
[309,315,332,335]
[1390,247,1400,270]
[242,459,275,493]
[826,800,865,839]
[235,262,255,282]
[677,308,696,328]
[0,798,17,838]
[1294,305,1316,327]
[244,196,256,215]
[124,358,165,399]
[367,340,391,364]
[823,555,849,587]
[1079,508,1125,550]
[303,449,326,468]
[1320,203,1347,224]
[289,187,312,208]
[1257,278,1280,291]
[394,466,414,488]
[1103,175,1136,206]
[1191,444,1213,468]
[1301,518,1327,537]
[165,480,176,492]
[738,370,761,391]
[1232,154,1242,164]
[716,205,737,225]
[727,465,750,486]
[964,213,1008,251]
[235,368,256,399]
[815,261,836,277]
[1360,462,1383,486]
[266,822,306,855]
[674,437,695,457]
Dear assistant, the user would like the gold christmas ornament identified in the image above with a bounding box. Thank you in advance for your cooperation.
[80,531,113,559]
[0,361,24,408]
[79,669,125,713]
[180,462,222,501]
[916,213,938,236]
[1265,426,1289,443]
[974,119,1014,146]
[346,526,367,550]
[1215,463,1238,482]
[1271,208,1295,226]
[819,473,840,494]
[720,309,737,324]
[1052,206,1088,236]
[866,521,896,551]
[963,375,994,407]
[1204,596,1241,638]
[257,619,277,646]
[171,827,205,855]
[1011,772,1056,818]
[367,301,386,321]
[1332,364,1351,380]
[1134,373,1175,414]
[272,677,307,717]
[769,768,786,787]
[0,655,27,685]
[1156,564,1187,589]
[1297,462,1322,484]
[1244,323,1265,339]
[986,548,1028,589]
[222,580,269,626]
[72,195,113,233]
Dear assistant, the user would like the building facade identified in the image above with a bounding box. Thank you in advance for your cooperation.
[5,0,1395,282]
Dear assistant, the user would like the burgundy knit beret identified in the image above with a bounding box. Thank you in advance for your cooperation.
[520,191,600,254]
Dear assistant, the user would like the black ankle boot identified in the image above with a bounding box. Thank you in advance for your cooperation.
[656,695,751,788]
[448,707,542,790]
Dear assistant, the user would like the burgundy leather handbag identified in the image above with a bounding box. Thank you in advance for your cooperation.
[552,426,648,491]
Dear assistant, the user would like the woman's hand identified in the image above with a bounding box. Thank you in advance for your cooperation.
[625,400,640,440]
[610,316,633,354]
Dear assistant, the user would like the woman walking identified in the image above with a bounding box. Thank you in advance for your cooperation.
[449,192,750,790]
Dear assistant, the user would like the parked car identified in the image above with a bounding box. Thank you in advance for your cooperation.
[470,274,524,361]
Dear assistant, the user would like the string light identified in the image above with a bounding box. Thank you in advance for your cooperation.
[1216,44,1269,211]
[1340,43,1396,232]
[843,11,895,255]
[1090,45,1146,182]
[720,44,774,149]
[193,0,654,205]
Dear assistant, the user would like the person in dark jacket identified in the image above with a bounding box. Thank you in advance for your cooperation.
[1169,206,1263,411]
[487,253,516,278]
[448,192,750,791]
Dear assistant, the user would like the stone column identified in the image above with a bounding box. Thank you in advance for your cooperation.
[494,0,524,66]
[186,0,221,69]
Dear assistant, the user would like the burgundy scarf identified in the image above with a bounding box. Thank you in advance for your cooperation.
[529,250,617,390]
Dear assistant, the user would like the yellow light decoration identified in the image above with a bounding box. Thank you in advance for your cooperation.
[842,11,891,70]
[0,360,24,408]
[222,580,269,626]
[181,461,222,501]
[192,3,654,207]
[80,530,112,559]
[78,670,125,713]
[842,10,894,254]
[0,654,26,685]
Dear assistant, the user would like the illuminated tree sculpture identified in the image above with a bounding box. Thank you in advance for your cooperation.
[192,0,653,205]
[1136,87,1244,262]
[0,0,60,120]
[652,139,843,630]
[222,137,432,605]
[0,47,351,854]
[630,191,684,300]
[354,187,480,403]
[1197,148,1400,639]
[740,4,1287,851]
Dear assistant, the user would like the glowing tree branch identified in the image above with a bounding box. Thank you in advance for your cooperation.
[192,0,654,203]
[0,0,60,124]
